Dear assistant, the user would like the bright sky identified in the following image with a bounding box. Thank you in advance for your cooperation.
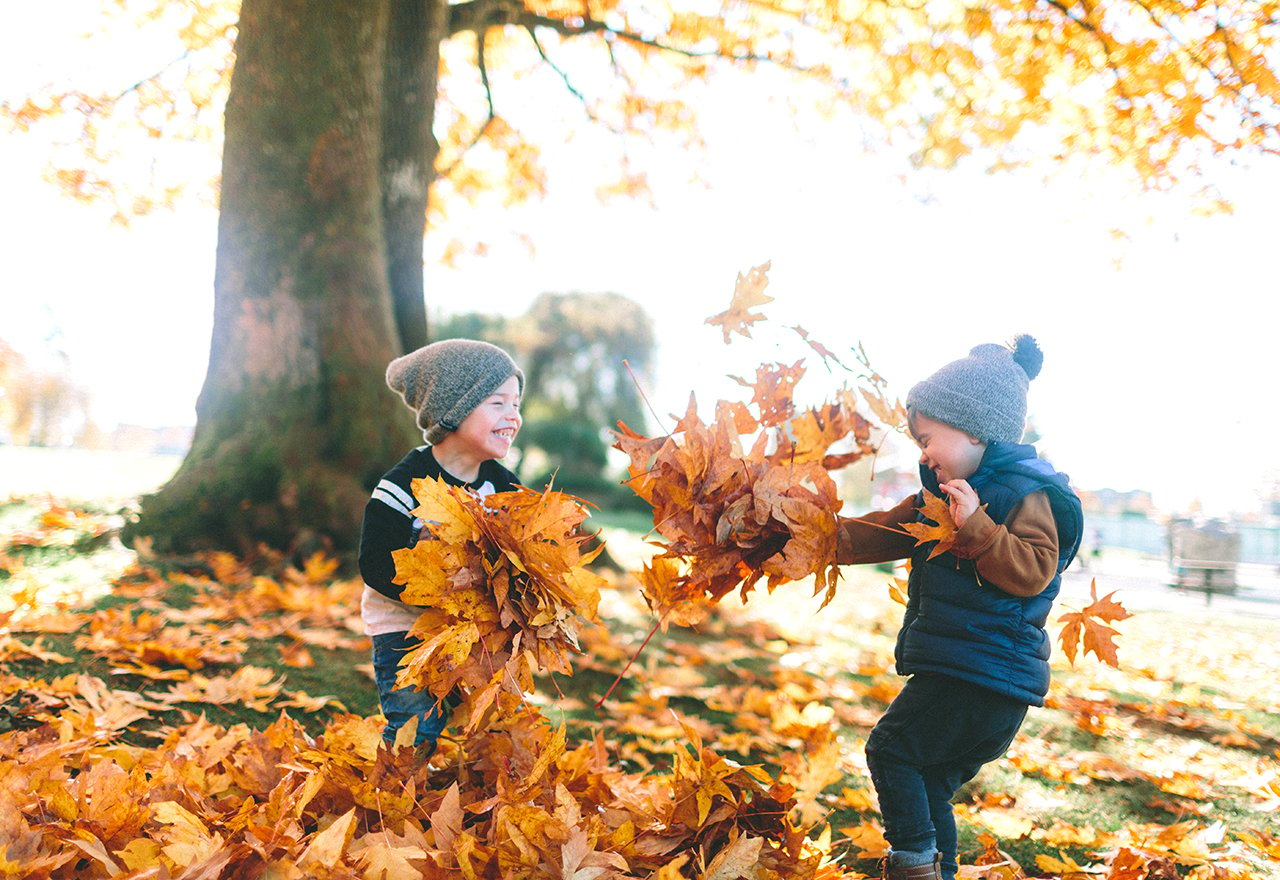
[3,8,1279,518]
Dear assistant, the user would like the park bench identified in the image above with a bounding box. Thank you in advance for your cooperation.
[1167,521,1240,605]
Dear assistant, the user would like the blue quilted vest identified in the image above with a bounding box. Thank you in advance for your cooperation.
[898,442,1084,706]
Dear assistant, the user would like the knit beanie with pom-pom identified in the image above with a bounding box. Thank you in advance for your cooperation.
[905,335,1044,443]
[386,339,524,444]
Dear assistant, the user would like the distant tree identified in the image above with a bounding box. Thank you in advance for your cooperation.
[6,0,1278,551]
[0,340,90,447]
[436,291,655,503]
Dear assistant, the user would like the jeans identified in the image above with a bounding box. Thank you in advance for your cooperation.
[371,630,449,750]
[866,673,1028,880]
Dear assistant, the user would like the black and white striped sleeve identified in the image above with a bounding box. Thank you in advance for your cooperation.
[371,477,416,519]
[358,475,420,601]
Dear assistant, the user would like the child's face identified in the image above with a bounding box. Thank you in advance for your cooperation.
[910,412,986,484]
[453,375,522,460]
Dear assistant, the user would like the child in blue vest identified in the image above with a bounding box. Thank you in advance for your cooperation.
[836,336,1083,880]
[358,339,524,754]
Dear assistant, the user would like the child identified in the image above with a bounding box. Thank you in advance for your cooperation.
[358,338,524,753]
[836,336,1083,880]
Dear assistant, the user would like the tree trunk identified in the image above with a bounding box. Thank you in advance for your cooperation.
[381,0,448,354]
[128,0,419,556]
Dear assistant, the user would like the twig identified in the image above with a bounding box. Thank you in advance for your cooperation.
[623,359,671,437]
[595,616,664,708]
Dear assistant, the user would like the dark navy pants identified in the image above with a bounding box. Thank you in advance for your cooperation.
[866,672,1028,880]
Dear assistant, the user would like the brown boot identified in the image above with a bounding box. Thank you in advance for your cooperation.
[883,853,942,880]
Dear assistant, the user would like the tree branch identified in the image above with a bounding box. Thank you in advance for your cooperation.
[436,28,497,180]
[516,10,806,69]
[449,0,523,37]
[1040,0,1138,116]
[450,0,816,74]
[522,26,625,136]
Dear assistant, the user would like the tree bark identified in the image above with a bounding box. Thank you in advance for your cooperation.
[381,0,448,354]
[128,0,419,556]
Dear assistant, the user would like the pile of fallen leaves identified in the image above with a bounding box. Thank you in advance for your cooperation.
[2,490,1279,878]
[0,699,824,879]
[390,478,608,734]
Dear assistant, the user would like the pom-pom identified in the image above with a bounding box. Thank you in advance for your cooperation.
[1009,334,1043,380]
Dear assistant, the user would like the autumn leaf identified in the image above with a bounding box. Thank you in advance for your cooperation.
[298,807,359,868]
[705,260,774,344]
[790,325,848,371]
[839,820,889,860]
[703,831,763,879]
[733,360,804,427]
[1034,850,1095,878]
[860,386,909,434]
[898,490,960,560]
[391,479,607,727]
[1057,579,1132,667]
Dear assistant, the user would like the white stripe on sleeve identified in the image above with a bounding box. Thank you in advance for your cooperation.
[372,481,414,517]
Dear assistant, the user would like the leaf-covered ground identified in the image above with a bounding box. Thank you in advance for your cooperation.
[2,496,1279,878]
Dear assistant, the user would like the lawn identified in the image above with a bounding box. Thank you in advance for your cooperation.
[2,490,1278,878]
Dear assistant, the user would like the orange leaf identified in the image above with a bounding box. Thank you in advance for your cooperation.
[1057,579,1131,667]
[898,491,959,559]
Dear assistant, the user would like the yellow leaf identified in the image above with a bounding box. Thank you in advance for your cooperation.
[151,801,224,869]
[298,807,358,868]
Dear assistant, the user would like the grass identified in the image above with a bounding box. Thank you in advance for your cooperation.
[3,491,1280,877]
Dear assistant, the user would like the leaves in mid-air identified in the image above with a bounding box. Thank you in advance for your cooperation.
[614,386,875,622]
[704,261,774,344]
[1057,579,1133,667]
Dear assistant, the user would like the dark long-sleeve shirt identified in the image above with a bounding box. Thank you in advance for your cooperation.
[358,445,518,635]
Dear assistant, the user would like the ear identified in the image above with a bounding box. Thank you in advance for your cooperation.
[967,434,985,446]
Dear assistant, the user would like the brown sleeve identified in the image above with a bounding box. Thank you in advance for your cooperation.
[952,490,1059,597]
[836,494,919,565]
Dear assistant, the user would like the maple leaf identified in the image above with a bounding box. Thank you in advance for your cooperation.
[614,381,875,622]
[149,666,287,712]
[733,360,804,427]
[355,837,429,880]
[391,479,606,726]
[152,800,225,869]
[702,831,764,879]
[705,260,774,344]
[1034,851,1095,878]
[297,807,358,868]
[637,555,712,629]
[1057,579,1132,667]
[839,820,889,859]
[898,491,960,560]
[860,387,909,434]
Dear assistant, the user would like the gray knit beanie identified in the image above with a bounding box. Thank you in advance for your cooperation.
[905,335,1043,443]
[386,339,524,444]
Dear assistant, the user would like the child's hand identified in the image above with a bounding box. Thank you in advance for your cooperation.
[939,479,979,527]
